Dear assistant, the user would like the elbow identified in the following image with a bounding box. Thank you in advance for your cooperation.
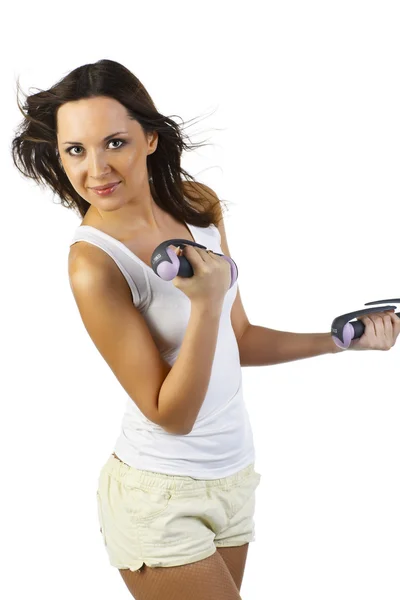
[179,424,193,436]
[157,412,192,436]
[163,423,192,436]
[156,398,193,436]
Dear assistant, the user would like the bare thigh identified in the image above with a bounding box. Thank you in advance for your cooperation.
[216,544,249,591]
[118,550,242,600]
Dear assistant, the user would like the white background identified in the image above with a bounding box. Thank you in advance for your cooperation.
[3,1,400,598]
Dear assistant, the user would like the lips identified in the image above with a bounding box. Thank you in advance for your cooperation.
[91,181,120,190]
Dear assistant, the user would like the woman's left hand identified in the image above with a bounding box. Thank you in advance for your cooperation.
[350,310,400,351]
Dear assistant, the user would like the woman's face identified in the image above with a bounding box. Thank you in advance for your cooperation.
[56,96,158,210]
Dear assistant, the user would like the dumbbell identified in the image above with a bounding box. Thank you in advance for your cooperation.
[150,238,238,290]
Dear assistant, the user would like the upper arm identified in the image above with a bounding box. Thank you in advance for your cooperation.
[68,245,173,429]
[183,181,251,345]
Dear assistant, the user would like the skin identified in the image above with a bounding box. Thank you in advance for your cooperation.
[56,95,166,235]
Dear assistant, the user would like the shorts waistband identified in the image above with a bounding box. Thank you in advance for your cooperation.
[100,453,256,493]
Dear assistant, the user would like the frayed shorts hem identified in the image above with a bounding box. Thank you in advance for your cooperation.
[112,536,256,572]
[214,535,255,548]
[113,545,217,572]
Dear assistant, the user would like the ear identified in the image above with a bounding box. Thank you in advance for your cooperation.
[147,131,158,155]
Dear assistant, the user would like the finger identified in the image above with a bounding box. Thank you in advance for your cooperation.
[182,244,209,263]
[389,311,400,331]
[389,313,400,344]
[361,316,374,335]
[359,316,380,347]
[196,246,216,263]
[370,314,386,338]
[203,250,218,264]
[368,313,393,348]
[383,313,394,341]
[373,311,396,334]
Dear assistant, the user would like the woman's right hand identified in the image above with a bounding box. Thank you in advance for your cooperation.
[169,245,231,307]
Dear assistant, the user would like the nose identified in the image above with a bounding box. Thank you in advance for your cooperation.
[87,154,113,179]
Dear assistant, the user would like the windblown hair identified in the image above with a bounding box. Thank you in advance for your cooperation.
[11,59,230,227]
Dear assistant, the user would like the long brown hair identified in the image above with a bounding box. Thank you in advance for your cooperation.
[11,59,230,227]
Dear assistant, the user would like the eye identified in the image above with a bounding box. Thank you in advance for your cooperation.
[65,138,126,157]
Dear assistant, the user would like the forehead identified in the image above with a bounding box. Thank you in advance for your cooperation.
[57,97,139,139]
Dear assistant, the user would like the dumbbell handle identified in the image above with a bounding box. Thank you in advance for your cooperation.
[331,298,400,349]
[150,238,238,289]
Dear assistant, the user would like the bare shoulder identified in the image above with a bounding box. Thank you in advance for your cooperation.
[69,238,104,260]
[69,240,110,274]
[68,240,127,297]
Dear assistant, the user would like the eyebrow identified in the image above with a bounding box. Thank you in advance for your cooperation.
[62,131,129,145]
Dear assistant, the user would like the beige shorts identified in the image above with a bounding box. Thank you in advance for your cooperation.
[96,453,262,572]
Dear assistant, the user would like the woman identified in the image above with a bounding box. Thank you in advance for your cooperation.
[12,59,261,600]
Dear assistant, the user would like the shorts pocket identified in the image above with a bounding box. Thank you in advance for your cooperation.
[124,486,172,522]
[227,471,261,520]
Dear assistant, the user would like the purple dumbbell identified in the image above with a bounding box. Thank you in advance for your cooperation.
[150,238,238,289]
[331,298,400,349]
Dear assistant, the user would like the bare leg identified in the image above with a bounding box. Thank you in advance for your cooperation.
[216,544,249,592]
[118,549,242,600]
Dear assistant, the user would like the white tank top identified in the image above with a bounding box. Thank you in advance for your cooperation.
[69,217,256,479]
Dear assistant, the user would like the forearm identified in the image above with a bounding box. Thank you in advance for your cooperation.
[158,302,223,434]
[238,324,344,367]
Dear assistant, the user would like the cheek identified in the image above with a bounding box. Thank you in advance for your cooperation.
[123,153,148,178]
[125,152,140,170]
